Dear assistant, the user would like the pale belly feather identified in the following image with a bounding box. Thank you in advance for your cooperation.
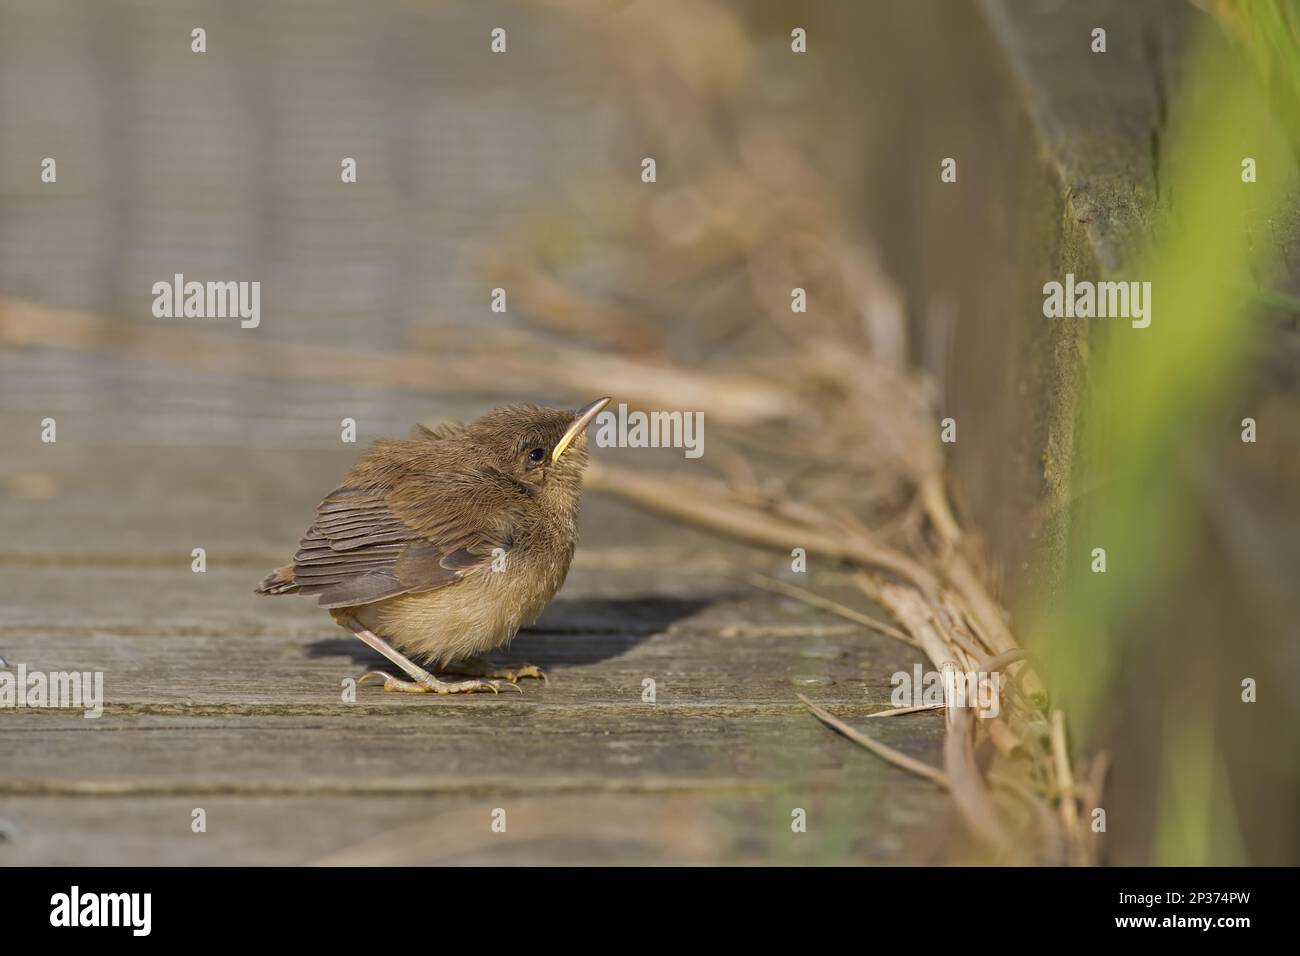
[343,548,571,667]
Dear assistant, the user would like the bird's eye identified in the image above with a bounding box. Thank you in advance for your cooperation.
[527,447,546,465]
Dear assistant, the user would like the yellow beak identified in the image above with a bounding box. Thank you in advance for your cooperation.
[552,397,611,461]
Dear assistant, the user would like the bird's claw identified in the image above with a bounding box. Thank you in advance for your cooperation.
[355,670,522,695]
[446,660,548,684]
[504,664,547,684]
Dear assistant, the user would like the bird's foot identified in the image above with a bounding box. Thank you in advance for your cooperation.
[356,670,521,695]
[343,617,522,695]
[443,656,548,684]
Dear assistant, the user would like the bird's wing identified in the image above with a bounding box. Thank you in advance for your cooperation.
[290,468,522,609]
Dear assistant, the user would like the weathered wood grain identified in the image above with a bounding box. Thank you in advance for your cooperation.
[0,790,954,866]
[0,609,928,711]
[0,392,945,862]
[0,579,946,863]
[0,0,958,865]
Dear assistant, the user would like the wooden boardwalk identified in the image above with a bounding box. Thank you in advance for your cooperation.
[0,0,1082,866]
[0,340,955,864]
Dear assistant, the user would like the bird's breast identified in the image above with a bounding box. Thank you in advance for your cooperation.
[355,526,576,667]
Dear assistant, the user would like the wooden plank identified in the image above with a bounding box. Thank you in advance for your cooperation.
[0,621,935,717]
[0,0,613,340]
[0,709,945,791]
[0,559,879,628]
[0,597,946,863]
[1,569,945,863]
[0,789,954,866]
[0,390,776,561]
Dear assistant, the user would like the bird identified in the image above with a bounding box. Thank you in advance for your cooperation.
[257,397,610,695]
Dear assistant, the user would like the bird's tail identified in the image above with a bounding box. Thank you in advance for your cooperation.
[255,564,299,596]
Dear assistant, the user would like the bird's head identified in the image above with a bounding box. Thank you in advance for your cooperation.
[468,397,609,494]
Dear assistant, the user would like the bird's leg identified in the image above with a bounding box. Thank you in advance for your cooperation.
[441,656,548,684]
[342,618,518,695]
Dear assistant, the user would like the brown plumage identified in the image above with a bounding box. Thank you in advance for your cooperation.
[257,398,609,694]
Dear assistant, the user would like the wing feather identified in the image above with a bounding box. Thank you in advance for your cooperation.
[288,459,521,609]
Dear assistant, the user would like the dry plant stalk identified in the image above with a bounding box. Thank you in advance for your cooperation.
[0,298,793,431]
[586,461,1089,862]
[494,0,1100,863]
[0,0,1101,864]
